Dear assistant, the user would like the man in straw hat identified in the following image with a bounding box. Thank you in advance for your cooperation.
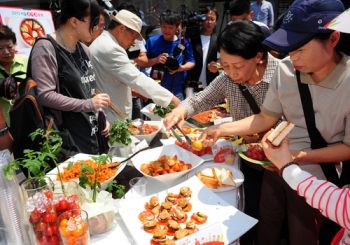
[89,9,180,123]
[198,0,350,244]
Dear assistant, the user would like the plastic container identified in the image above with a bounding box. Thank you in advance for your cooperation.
[0,149,30,245]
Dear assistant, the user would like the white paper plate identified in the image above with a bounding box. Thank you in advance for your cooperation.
[118,176,257,245]
[140,103,163,121]
[46,153,127,190]
[186,163,244,192]
[160,138,214,162]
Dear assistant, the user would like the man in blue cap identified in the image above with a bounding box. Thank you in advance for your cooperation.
[198,0,350,244]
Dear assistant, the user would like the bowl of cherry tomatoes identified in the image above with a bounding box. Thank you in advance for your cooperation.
[132,145,204,185]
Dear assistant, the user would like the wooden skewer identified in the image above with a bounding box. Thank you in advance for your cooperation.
[96,89,127,119]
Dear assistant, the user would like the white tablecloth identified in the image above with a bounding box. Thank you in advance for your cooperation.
[90,157,243,245]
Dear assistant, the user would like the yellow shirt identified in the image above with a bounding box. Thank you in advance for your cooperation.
[0,54,29,126]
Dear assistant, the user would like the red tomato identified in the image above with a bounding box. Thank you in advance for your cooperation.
[67,202,80,211]
[31,209,41,220]
[57,200,68,211]
[35,222,47,232]
[47,235,59,245]
[171,213,188,223]
[205,146,213,155]
[37,235,47,244]
[45,226,55,236]
[150,239,161,245]
[139,209,155,222]
[44,191,53,199]
[197,148,206,156]
[42,213,57,223]
[29,215,40,224]
[191,213,208,224]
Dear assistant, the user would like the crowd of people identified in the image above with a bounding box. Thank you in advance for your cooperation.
[1,0,350,244]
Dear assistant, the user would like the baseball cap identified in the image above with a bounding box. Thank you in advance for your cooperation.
[110,9,143,41]
[263,0,345,53]
[139,11,148,27]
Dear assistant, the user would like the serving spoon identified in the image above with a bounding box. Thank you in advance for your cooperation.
[132,118,145,135]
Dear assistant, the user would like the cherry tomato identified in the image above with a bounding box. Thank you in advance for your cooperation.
[57,200,68,211]
[44,190,53,199]
[42,213,57,223]
[31,208,41,220]
[35,222,47,232]
[37,235,47,244]
[67,202,80,211]
[45,225,58,236]
[59,219,68,228]
[47,235,59,245]
[60,226,71,237]
[192,140,203,151]
[72,227,84,237]
[29,215,40,224]
[67,235,78,243]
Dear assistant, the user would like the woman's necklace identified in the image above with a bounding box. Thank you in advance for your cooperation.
[56,29,89,76]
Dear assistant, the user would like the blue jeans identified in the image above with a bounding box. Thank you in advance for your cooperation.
[175,92,184,101]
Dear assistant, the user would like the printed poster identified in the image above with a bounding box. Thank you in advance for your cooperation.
[0,6,55,56]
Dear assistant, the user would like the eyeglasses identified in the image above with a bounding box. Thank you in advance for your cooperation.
[126,27,139,40]
[80,19,100,31]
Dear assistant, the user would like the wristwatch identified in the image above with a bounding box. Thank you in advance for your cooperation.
[0,126,9,136]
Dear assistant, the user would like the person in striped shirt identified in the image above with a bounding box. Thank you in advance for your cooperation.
[261,130,350,245]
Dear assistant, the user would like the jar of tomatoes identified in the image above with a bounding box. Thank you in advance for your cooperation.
[21,178,81,245]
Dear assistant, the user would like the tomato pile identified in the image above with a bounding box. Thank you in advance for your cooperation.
[244,144,269,161]
[175,136,212,156]
[140,155,192,177]
[27,190,80,245]
[58,211,89,245]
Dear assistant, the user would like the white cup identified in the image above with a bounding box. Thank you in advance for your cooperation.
[129,177,147,198]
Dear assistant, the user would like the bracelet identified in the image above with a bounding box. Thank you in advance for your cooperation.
[279,161,299,177]
[0,126,9,136]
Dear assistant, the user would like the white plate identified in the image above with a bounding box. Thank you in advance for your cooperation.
[141,103,163,121]
[46,153,127,190]
[118,176,257,245]
[160,138,214,162]
[186,163,244,192]
[131,145,204,185]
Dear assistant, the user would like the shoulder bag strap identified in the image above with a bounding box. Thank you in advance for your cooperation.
[0,68,9,78]
[238,84,261,114]
[296,70,341,187]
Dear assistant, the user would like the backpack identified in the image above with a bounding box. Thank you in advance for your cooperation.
[10,37,79,175]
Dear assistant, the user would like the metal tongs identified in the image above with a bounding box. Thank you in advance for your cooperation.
[171,124,192,146]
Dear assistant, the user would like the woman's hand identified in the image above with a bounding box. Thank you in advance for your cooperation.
[92,93,110,110]
[101,120,110,137]
[207,61,220,73]
[163,105,187,131]
[198,124,222,147]
[261,129,293,169]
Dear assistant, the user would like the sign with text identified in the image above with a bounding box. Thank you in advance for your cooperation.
[175,222,226,245]
[0,6,55,56]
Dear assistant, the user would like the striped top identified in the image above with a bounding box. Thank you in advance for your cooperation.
[283,165,350,245]
[181,53,279,121]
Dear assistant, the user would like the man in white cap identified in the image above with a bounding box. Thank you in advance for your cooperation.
[89,9,180,123]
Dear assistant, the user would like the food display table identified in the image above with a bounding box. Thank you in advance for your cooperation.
[90,155,248,245]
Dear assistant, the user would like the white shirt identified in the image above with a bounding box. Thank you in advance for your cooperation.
[198,35,211,88]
